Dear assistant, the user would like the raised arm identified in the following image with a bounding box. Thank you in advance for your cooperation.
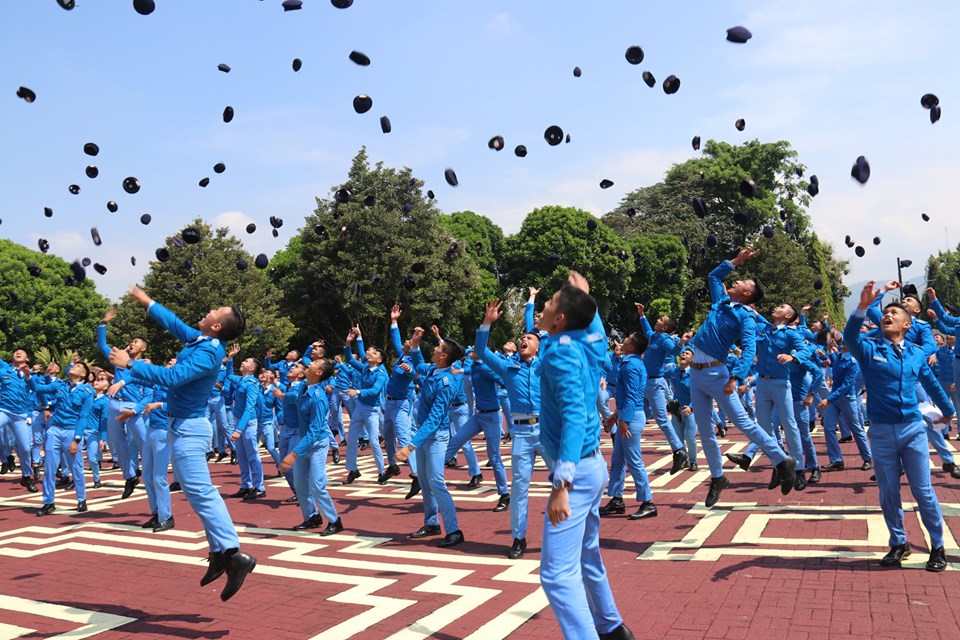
[389,305,405,357]
[130,286,201,344]
[96,307,116,359]
[524,287,540,334]
[927,290,960,329]
[411,377,457,448]
[635,303,654,339]
[844,281,882,364]
[475,300,509,377]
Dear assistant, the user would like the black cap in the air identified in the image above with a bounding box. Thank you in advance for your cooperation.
[851,156,870,184]
[692,136,700,151]
[807,175,819,197]
[140,214,151,225]
[814,278,823,290]
[182,228,201,244]
[245,223,256,234]
[214,162,226,174]
[600,179,614,189]
[692,196,707,218]
[489,135,504,151]
[403,275,416,291]
[93,263,107,275]
[331,0,353,7]
[380,116,392,133]
[27,264,42,277]
[854,245,865,257]
[573,66,582,77]
[662,75,680,95]
[69,184,81,195]
[133,0,156,16]
[218,63,231,73]
[587,219,597,231]
[544,125,563,146]
[922,213,930,222]
[735,118,746,131]
[515,145,527,157]
[85,165,99,179]
[106,201,118,213]
[921,93,939,109]
[706,234,718,247]
[199,177,210,188]
[335,188,352,204]
[70,260,86,282]
[733,211,749,225]
[84,142,100,156]
[270,216,283,229]
[739,179,758,198]
[123,176,141,194]
[44,207,53,218]
[349,51,371,66]
[292,58,302,72]
[625,46,644,65]
[362,195,376,207]
[91,227,102,246]
[236,258,248,270]
[726,26,752,43]
[156,248,170,262]
[16,87,36,103]
[642,71,655,88]
[282,0,303,10]
[353,95,373,114]
[445,168,459,187]
[411,261,426,274]
[873,237,881,245]
[223,106,234,123]
[255,254,269,269]
[762,225,774,239]
[57,0,75,9]
[930,105,942,124]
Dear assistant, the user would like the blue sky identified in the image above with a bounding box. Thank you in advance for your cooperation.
[3,0,959,303]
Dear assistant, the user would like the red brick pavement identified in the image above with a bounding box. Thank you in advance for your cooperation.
[1,427,959,639]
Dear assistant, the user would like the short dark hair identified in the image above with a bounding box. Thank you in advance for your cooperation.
[783,303,798,323]
[522,332,541,343]
[218,306,246,341]
[661,316,678,334]
[903,295,921,309]
[556,285,597,331]
[367,345,384,361]
[442,338,465,365]
[74,361,91,380]
[883,302,910,316]
[624,331,649,356]
[12,347,30,359]
[316,358,335,382]
[249,358,261,374]
[749,278,765,305]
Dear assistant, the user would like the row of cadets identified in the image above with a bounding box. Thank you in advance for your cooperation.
[385,305,420,495]
[342,326,387,483]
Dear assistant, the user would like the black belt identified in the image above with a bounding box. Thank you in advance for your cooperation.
[513,417,538,425]
[759,374,775,380]
[386,396,405,401]
[477,408,499,414]
[451,402,466,407]
[582,448,600,459]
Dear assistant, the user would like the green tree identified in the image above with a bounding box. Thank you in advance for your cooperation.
[0,239,108,359]
[110,219,297,362]
[502,206,633,318]
[926,246,960,311]
[272,148,483,353]
[606,234,687,337]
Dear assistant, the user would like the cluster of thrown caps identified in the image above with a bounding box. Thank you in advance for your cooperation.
[52,0,356,15]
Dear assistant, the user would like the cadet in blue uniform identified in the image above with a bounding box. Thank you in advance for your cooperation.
[383,306,419,490]
[538,272,635,640]
[329,356,354,446]
[634,302,688,473]
[397,328,465,549]
[343,326,387,483]
[475,300,544,560]
[687,249,796,507]
[275,362,307,503]
[818,339,872,471]
[138,362,175,532]
[84,372,110,488]
[665,348,699,471]
[280,357,343,536]
[31,362,60,477]
[257,369,283,477]
[224,346,266,500]
[208,361,230,462]
[0,349,39,492]
[28,361,94,515]
[845,281,955,572]
[108,285,254,600]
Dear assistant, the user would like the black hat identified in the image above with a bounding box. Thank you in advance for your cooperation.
[133,0,155,15]
[269,216,283,228]
[403,275,416,290]
[214,162,226,174]
[807,175,819,197]
[814,278,823,290]
[241,223,254,234]
[331,0,353,7]
[854,245,865,257]
[272,229,279,238]
[548,253,561,264]
[930,105,941,124]
[873,236,881,245]
[70,260,86,282]
[335,188,352,203]
[706,234,718,247]
[411,261,426,274]
[514,145,527,157]
[27,264,42,276]
[726,26,752,43]
[427,190,435,199]
[488,135,504,151]
[349,51,371,66]
[106,201,118,213]
[600,243,609,254]
[692,135,700,151]
[380,116,392,133]
[444,168,459,187]
[850,156,870,184]
[282,0,302,10]
[90,227,102,246]
[921,93,939,109]
[156,248,170,262]
[123,176,141,194]
[16,87,36,103]
[93,263,107,275]
[255,254,269,269]
[662,75,680,94]
[363,195,376,207]
[131,256,136,265]
[599,179,614,189]
[218,64,231,73]
[69,184,81,195]
[785,220,795,234]
[251,326,263,336]
[85,165,99,179]
[37,238,49,253]
[844,234,852,245]
[544,125,563,146]
[625,207,637,217]
[573,66,582,77]
[903,283,919,298]
[236,259,248,270]
[140,214,151,225]
[371,274,381,285]
[171,235,184,248]
[292,58,302,72]
[402,202,413,213]
[739,179,757,198]
[84,142,99,156]
[182,228,201,244]
[57,0,75,9]
[223,106,234,123]
[199,177,210,188]
[587,219,597,231]
[762,225,774,239]
[625,46,644,65]
[922,213,930,222]
[565,134,571,143]
[735,118,746,131]
[44,207,53,218]
[642,71,655,88]
[779,209,789,221]
[692,196,707,217]
[353,95,373,114]
[733,211,749,225]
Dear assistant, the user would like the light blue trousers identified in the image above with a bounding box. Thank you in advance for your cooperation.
[142,427,172,521]
[607,416,653,502]
[41,426,86,505]
[447,409,508,494]
[294,440,338,523]
[510,427,544,540]
[346,403,384,474]
[415,429,459,533]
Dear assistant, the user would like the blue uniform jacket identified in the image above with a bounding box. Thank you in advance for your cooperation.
[28,378,94,437]
[638,315,680,378]
[0,361,32,414]
[844,310,954,424]
[279,380,302,432]
[386,324,416,399]
[96,324,150,405]
[294,382,330,456]
[615,354,647,423]
[688,260,757,380]
[470,359,502,411]
[85,393,109,438]
[754,318,806,379]
[408,348,456,448]
[475,325,541,415]
[867,297,937,357]
[227,373,261,431]
[664,363,692,408]
[826,353,860,403]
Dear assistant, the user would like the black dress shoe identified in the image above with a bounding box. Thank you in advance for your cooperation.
[705,475,728,508]
[808,468,822,484]
[22,477,38,493]
[206,451,215,462]
[794,470,807,491]
[142,513,160,529]
[345,470,361,484]
[201,552,226,586]
[386,464,401,478]
[670,449,689,475]
[93,481,102,489]
[880,544,911,567]
[945,463,960,480]
[37,503,56,516]
[319,518,343,537]
[493,494,510,512]
[725,452,752,471]
[377,471,390,485]
[2,460,11,474]
[599,497,625,516]
[838,435,853,443]
[776,456,796,495]
[121,476,140,500]
[76,500,87,513]
[405,476,421,500]
[409,524,442,538]
[716,424,727,437]
[599,623,637,640]
[293,514,323,531]
[231,488,251,499]
[444,458,458,468]
[507,537,526,559]
[820,460,845,472]
[438,530,464,548]
[689,462,699,472]
[170,482,182,492]
[359,439,369,451]
[768,468,780,490]
[467,474,483,488]
[926,546,947,572]
[331,448,341,464]
[284,494,299,503]
[230,451,237,465]
[242,489,266,501]
[56,475,71,487]
[153,517,175,532]
[628,501,658,520]
[220,550,257,601]
[861,460,873,471]
[216,451,227,463]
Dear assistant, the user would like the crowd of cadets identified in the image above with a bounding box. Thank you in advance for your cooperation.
[1,253,958,637]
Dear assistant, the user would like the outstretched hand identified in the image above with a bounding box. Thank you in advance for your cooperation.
[129,285,152,308]
[568,271,590,294]
[729,247,757,267]
[390,304,402,322]
[483,300,504,325]
[857,280,882,310]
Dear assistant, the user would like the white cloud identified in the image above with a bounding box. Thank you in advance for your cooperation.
[485,13,516,35]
